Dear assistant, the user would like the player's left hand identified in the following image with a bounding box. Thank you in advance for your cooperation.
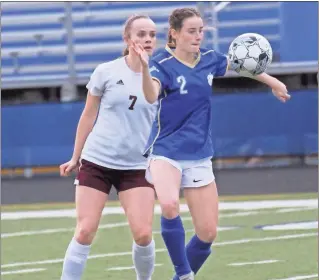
[271,81,291,103]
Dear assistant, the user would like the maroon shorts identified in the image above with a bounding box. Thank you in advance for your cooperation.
[75,159,153,194]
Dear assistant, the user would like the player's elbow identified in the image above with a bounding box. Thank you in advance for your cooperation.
[145,95,157,104]
[143,89,158,104]
[143,80,160,104]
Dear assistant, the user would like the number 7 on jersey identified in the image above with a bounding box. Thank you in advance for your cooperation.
[128,95,137,110]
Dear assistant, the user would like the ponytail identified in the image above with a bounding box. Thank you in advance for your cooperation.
[122,46,129,56]
[167,29,176,48]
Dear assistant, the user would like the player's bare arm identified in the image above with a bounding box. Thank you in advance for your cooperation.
[60,93,101,176]
[132,42,160,104]
[225,57,290,103]
[71,93,101,161]
[253,73,290,102]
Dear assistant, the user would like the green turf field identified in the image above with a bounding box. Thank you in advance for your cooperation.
[1,193,318,280]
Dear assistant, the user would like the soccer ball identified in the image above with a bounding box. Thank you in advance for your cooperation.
[228,33,273,76]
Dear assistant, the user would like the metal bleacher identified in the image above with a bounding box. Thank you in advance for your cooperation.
[2,1,195,89]
[2,1,315,90]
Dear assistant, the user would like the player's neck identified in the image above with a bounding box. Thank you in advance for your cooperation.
[125,54,142,73]
[174,48,198,64]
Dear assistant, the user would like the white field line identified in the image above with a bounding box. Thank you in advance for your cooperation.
[184,211,261,220]
[1,222,129,238]
[269,274,318,280]
[212,233,316,247]
[228,259,281,266]
[2,207,317,239]
[153,226,238,235]
[1,232,316,269]
[1,268,46,275]
[107,263,162,271]
[262,221,317,231]
[277,207,317,213]
[181,207,316,221]
[2,223,237,239]
[1,199,317,220]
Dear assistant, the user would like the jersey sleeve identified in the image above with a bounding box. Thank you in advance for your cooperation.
[149,59,170,91]
[214,51,229,77]
[86,64,109,96]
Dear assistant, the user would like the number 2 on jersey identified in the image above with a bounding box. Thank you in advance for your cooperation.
[177,75,188,94]
[128,95,137,110]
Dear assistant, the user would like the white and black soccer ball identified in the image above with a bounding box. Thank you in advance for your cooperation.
[228,33,273,76]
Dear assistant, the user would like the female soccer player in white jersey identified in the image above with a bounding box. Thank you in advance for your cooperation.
[134,8,291,280]
[59,15,157,280]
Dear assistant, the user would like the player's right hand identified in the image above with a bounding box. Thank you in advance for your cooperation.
[60,159,79,177]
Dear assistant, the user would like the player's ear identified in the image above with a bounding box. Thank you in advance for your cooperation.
[170,29,178,41]
[123,34,130,45]
[127,38,136,49]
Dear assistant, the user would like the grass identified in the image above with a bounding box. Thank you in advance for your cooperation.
[1,193,317,280]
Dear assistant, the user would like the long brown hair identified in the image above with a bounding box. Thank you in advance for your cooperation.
[167,8,201,48]
[122,14,150,56]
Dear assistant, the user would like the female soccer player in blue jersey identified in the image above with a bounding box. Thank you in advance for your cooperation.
[133,8,290,280]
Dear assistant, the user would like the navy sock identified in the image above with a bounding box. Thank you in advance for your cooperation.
[186,234,212,274]
[161,215,191,277]
[173,234,212,280]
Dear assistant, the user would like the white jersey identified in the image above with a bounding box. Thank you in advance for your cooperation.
[81,57,157,170]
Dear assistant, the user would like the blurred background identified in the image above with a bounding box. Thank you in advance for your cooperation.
[1,1,318,204]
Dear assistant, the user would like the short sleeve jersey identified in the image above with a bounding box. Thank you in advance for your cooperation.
[144,45,228,160]
[82,57,157,169]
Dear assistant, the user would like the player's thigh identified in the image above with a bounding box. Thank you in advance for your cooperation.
[119,185,155,245]
[75,159,112,231]
[75,185,108,239]
[184,182,219,242]
[147,156,182,206]
[183,162,218,242]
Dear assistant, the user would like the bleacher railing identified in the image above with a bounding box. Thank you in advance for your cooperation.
[1,1,318,90]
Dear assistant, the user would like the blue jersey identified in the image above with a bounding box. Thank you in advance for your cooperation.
[144,45,228,160]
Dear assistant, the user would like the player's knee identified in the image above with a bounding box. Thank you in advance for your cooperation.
[74,223,98,245]
[133,225,153,246]
[160,199,179,218]
[199,224,217,243]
